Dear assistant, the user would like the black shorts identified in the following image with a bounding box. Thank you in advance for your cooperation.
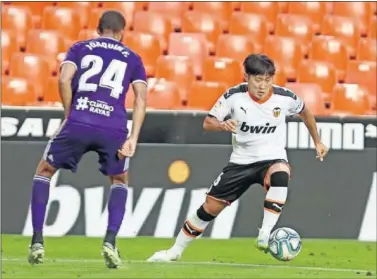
[206,159,289,205]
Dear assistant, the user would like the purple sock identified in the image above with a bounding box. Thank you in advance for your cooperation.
[31,175,51,233]
[105,184,128,245]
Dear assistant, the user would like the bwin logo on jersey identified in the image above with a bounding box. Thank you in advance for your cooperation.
[240,122,276,134]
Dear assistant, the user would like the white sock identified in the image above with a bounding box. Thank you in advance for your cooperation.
[261,186,288,235]
[169,211,211,255]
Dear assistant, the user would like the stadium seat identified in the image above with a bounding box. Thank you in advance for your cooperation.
[78,29,99,41]
[181,11,222,53]
[216,34,257,63]
[42,7,81,41]
[1,29,18,74]
[273,70,287,87]
[7,2,54,27]
[369,17,377,39]
[147,79,182,109]
[284,82,328,116]
[2,77,37,106]
[333,2,372,35]
[321,15,361,57]
[100,2,136,29]
[1,6,33,48]
[155,55,195,101]
[202,57,243,87]
[148,2,190,29]
[168,33,208,77]
[26,30,65,71]
[123,32,162,77]
[275,14,314,54]
[287,2,327,33]
[331,84,371,115]
[297,60,337,100]
[309,36,349,81]
[228,12,269,53]
[232,2,241,11]
[9,53,52,98]
[240,2,279,32]
[191,2,233,31]
[187,81,228,110]
[57,1,91,28]
[263,36,304,80]
[357,38,377,62]
[44,76,61,103]
[133,11,173,51]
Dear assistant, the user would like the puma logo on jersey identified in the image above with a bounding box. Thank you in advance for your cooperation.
[240,122,277,134]
[240,107,247,114]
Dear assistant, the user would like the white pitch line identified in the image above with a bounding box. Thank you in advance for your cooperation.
[2,258,374,274]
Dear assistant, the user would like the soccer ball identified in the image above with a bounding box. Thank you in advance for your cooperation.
[268,227,302,261]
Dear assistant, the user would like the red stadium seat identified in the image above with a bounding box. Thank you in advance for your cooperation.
[331,84,371,115]
[228,12,269,53]
[148,2,189,29]
[263,36,304,80]
[202,57,243,87]
[192,2,233,31]
[1,29,19,74]
[133,11,173,51]
[42,7,81,40]
[168,33,208,77]
[216,34,257,63]
[321,15,361,57]
[288,2,327,33]
[309,36,349,81]
[357,38,377,62]
[187,81,228,110]
[1,6,33,48]
[123,32,162,77]
[57,1,92,28]
[240,2,279,32]
[2,77,37,105]
[181,11,222,53]
[333,2,372,35]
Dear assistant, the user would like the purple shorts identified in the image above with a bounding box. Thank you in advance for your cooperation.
[43,122,129,175]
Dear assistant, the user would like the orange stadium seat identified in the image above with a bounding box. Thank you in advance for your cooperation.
[309,36,349,81]
[187,81,228,110]
[357,38,377,62]
[216,34,256,63]
[168,33,208,77]
[287,2,327,33]
[273,69,287,87]
[57,1,93,28]
[123,32,162,77]
[1,29,18,74]
[232,2,241,11]
[285,82,328,116]
[9,53,52,98]
[263,36,304,80]
[202,57,243,87]
[26,30,66,71]
[331,84,371,115]
[333,2,372,35]
[6,1,54,27]
[181,11,222,53]
[78,29,99,41]
[369,17,377,39]
[42,7,81,41]
[275,14,314,54]
[297,60,337,101]
[155,55,195,101]
[278,2,288,13]
[228,12,269,53]
[100,2,136,29]
[147,79,182,109]
[191,2,233,31]
[240,2,279,32]
[1,5,33,48]
[133,11,173,51]
[44,76,61,103]
[148,2,190,29]
[2,77,36,106]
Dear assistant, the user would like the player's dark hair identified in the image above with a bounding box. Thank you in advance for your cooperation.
[243,54,276,77]
[98,10,126,33]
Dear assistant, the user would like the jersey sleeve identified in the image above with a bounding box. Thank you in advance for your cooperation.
[60,43,79,70]
[131,55,147,86]
[287,90,305,116]
[208,95,232,121]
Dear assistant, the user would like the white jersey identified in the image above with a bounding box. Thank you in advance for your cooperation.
[208,83,305,165]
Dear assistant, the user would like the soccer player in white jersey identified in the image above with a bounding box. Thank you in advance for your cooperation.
[147,54,329,262]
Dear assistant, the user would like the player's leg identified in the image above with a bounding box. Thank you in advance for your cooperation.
[147,163,253,262]
[257,161,291,252]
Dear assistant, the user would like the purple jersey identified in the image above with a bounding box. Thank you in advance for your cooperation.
[61,37,147,134]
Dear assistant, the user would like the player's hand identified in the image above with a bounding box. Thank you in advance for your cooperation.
[315,142,329,162]
[118,137,137,159]
[220,119,238,133]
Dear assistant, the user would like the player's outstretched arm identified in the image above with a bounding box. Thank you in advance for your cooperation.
[203,116,238,133]
[58,63,76,118]
[298,106,329,161]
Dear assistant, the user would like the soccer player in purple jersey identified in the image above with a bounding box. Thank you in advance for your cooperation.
[27,11,147,268]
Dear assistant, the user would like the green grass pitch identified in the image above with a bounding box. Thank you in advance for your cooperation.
[1,234,376,278]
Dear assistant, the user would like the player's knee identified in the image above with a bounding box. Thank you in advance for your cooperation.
[35,160,56,178]
[197,204,216,222]
[110,172,128,185]
[203,197,227,217]
[270,171,289,187]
